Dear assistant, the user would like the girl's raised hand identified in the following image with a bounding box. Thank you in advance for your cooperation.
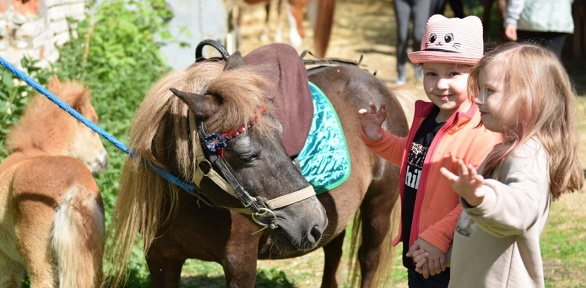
[358,102,387,141]
[440,159,486,207]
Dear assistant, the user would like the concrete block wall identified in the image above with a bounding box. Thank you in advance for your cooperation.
[0,0,86,69]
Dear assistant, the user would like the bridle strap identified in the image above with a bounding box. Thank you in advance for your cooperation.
[190,113,237,196]
[195,116,266,213]
[264,186,315,210]
[189,113,317,215]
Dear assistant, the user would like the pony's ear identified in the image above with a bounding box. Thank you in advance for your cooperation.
[47,75,61,93]
[169,87,221,118]
[71,86,91,113]
[224,51,244,71]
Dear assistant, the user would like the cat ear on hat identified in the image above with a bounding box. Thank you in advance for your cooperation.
[408,15,484,65]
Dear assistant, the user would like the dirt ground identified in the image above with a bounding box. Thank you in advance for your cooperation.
[191,0,586,286]
[235,0,419,88]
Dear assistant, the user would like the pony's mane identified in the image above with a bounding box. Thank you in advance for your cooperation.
[106,60,279,286]
[7,78,92,152]
[128,60,277,177]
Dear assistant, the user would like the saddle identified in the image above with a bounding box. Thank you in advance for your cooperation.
[244,44,355,194]
[196,41,356,194]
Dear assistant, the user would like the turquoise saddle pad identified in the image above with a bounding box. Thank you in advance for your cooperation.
[298,82,351,195]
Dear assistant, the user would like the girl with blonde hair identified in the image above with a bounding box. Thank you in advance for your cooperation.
[416,42,583,287]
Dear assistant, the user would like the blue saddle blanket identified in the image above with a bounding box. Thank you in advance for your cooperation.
[298,82,351,195]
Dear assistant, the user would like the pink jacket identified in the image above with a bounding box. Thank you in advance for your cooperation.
[361,100,501,253]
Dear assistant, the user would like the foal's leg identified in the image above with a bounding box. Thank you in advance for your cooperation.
[320,229,345,288]
[0,249,26,288]
[16,201,58,288]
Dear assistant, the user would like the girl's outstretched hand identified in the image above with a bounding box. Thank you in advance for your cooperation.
[358,102,386,141]
[440,159,486,207]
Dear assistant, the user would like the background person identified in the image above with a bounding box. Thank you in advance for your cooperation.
[504,0,574,58]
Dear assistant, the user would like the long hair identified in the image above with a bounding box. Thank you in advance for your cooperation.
[468,42,583,199]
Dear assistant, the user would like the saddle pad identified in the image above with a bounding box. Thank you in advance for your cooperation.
[298,82,351,195]
[242,43,313,157]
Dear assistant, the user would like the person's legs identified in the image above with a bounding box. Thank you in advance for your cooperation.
[447,0,465,18]
[430,0,447,15]
[516,31,568,58]
[412,0,431,81]
[394,0,412,83]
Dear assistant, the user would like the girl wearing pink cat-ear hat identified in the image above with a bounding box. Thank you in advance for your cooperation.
[359,14,502,287]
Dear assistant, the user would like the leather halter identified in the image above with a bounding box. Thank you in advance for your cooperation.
[186,39,316,231]
[188,108,315,230]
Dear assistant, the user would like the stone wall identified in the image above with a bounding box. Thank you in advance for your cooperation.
[0,0,86,69]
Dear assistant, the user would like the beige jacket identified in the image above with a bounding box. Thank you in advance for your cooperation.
[449,138,551,288]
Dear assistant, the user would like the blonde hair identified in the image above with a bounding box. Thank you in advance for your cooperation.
[468,42,583,200]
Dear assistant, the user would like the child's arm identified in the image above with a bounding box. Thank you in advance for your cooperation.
[440,159,487,207]
[358,102,387,141]
[440,142,549,237]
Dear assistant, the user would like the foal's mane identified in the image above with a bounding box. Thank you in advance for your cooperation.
[7,76,92,152]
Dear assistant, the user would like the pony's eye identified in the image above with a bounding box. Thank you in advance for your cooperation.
[238,153,258,164]
[444,33,454,43]
[430,33,437,43]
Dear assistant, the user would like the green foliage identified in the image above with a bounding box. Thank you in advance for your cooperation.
[1,0,177,285]
[255,269,295,288]
[54,0,172,138]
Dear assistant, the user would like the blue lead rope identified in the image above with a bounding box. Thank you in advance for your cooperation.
[0,56,198,194]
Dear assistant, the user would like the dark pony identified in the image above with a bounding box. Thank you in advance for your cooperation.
[106,43,409,287]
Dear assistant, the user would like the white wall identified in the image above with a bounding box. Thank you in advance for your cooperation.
[159,0,228,70]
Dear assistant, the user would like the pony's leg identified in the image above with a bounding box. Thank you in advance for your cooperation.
[0,249,26,288]
[260,2,272,42]
[222,251,259,288]
[285,0,303,47]
[222,217,261,288]
[146,251,185,288]
[320,230,345,288]
[226,1,241,53]
[273,0,284,42]
[357,187,398,287]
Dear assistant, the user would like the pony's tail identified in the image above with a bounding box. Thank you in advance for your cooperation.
[313,0,335,57]
[52,186,105,288]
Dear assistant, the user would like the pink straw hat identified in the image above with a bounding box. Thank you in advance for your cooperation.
[408,14,484,65]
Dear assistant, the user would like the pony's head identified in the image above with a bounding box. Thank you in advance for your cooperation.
[108,51,328,283]
[7,75,108,174]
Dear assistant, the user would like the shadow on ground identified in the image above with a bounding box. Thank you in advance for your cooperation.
[181,271,297,288]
